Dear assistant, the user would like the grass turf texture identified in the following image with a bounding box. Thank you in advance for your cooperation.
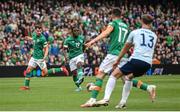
[0,75,180,111]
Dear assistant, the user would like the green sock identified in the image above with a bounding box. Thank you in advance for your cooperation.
[24,72,32,87]
[132,79,148,91]
[25,79,30,87]
[73,75,79,88]
[48,68,62,75]
[91,78,103,98]
[77,68,83,79]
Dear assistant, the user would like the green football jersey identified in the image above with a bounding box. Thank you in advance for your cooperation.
[108,19,129,55]
[64,35,84,59]
[32,32,47,59]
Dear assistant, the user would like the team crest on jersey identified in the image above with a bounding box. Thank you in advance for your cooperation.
[76,42,80,47]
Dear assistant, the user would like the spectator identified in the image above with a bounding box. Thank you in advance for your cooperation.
[0,0,179,66]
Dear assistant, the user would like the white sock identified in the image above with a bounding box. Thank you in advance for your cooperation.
[120,80,132,105]
[103,75,117,101]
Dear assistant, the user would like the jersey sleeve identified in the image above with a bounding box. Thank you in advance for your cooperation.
[42,37,48,47]
[108,21,115,28]
[63,38,69,48]
[126,31,135,43]
[48,36,54,44]
[32,32,36,40]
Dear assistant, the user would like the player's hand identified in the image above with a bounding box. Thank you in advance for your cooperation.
[85,40,94,48]
[25,36,32,40]
[112,61,119,71]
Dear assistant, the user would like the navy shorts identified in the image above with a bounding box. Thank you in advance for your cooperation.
[120,59,151,77]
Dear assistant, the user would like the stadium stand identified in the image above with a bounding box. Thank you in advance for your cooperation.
[0,0,179,66]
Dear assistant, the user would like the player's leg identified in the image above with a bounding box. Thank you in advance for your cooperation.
[101,58,128,103]
[41,67,48,77]
[116,74,133,109]
[95,67,124,107]
[102,75,117,102]
[72,70,82,91]
[75,54,85,87]
[75,61,84,89]
[132,79,156,102]
[120,70,156,102]
[72,70,80,89]
[121,76,156,102]
[116,59,153,109]
[91,71,105,99]
[38,60,48,77]
[38,59,69,76]
[81,54,117,107]
[69,57,82,91]
[20,58,36,90]
[20,66,35,90]
[47,66,69,76]
[81,71,105,107]
[116,60,139,109]
[72,70,83,92]
[71,54,84,91]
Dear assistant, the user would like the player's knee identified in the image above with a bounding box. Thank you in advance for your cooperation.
[96,71,105,79]
[77,62,83,69]
[26,68,32,74]
[112,68,122,79]
[72,70,77,76]
[126,73,134,80]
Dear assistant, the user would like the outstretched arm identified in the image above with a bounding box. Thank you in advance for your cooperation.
[85,25,114,47]
[25,36,33,41]
[43,44,49,61]
[62,46,68,63]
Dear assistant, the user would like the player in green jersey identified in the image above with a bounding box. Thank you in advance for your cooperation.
[63,26,85,92]
[20,25,69,90]
[81,8,156,107]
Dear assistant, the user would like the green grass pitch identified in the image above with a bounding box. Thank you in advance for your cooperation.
[0,75,180,111]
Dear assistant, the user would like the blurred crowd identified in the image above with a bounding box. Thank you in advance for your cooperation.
[0,0,179,66]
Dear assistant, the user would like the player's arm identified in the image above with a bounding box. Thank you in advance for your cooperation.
[85,25,114,47]
[117,43,133,62]
[43,42,48,61]
[25,31,37,41]
[25,36,33,41]
[62,39,69,62]
[81,35,87,52]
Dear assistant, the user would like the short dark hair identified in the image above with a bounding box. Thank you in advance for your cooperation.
[35,24,42,29]
[71,25,78,31]
[111,8,121,17]
[142,14,154,25]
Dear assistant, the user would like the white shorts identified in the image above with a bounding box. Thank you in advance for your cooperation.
[28,57,47,70]
[99,54,128,74]
[69,54,84,71]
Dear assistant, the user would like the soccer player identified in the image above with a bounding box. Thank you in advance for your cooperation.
[101,14,157,109]
[63,26,85,92]
[81,8,129,107]
[81,8,156,108]
[20,25,69,90]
